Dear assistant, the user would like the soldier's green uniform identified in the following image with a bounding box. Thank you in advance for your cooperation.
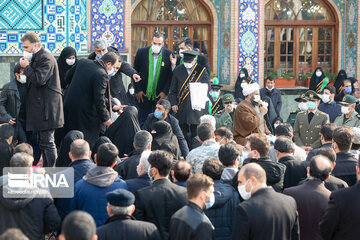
[287,93,307,127]
[214,93,235,131]
[293,91,329,149]
[334,95,360,127]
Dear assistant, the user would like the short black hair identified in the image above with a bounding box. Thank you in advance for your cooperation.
[197,123,214,142]
[148,150,173,177]
[266,76,275,82]
[13,63,23,75]
[321,123,336,142]
[214,127,233,140]
[0,124,14,140]
[333,126,354,152]
[274,136,294,153]
[61,211,96,240]
[309,155,332,181]
[96,143,118,166]
[21,32,41,44]
[218,142,240,167]
[316,147,336,163]
[173,160,191,182]
[178,37,193,48]
[101,52,118,65]
[153,32,165,40]
[324,85,336,94]
[275,123,293,138]
[202,158,224,180]
[157,99,171,111]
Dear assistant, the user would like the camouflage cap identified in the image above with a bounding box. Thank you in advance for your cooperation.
[222,93,235,102]
[305,90,321,101]
[294,93,307,102]
[338,95,358,105]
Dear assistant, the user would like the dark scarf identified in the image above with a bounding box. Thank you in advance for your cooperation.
[55,130,84,167]
[57,46,77,88]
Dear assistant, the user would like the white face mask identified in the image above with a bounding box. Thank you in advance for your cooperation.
[179,49,185,58]
[266,86,274,91]
[341,106,351,115]
[129,88,135,95]
[184,62,194,69]
[322,94,331,103]
[66,58,76,66]
[298,102,308,111]
[253,94,261,102]
[238,179,252,200]
[316,71,322,77]
[240,73,245,78]
[23,50,33,62]
[241,82,247,89]
[274,123,279,130]
[19,75,27,84]
[152,45,162,54]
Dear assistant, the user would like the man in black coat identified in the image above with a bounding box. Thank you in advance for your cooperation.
[142,99,189,157]
[284,155,331,240]
[64,52,119,147]
[125,150,152,194]
[332,126,358,186]
[114,130,152,180]
[0,153,61,239]
[134,32,176,126]
[20,32,64,167]
[320,159,360,240]
[232,163,299,240]
[0,63,27,143]
[169,174,215,240]
[274,137,307,189]
[168,50,210,146]
[176,37,211,75]
[88,39,141,105]
[134,151,188,240]
[0,124,14,176]
[97,189,161,240]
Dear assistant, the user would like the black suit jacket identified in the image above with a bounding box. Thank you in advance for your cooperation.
[284,180,330,240]
[279,155,307,189]
[232,187,299,240]
[134,179,188,240]
[133,47,173,108]
[320,182,360,240]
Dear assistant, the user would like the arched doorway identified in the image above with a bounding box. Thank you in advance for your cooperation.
[264,0,338,83]
[131,0,213,66]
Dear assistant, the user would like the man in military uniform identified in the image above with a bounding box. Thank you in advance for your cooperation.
[214,93,236,130]
[334,95,360,127]
[209,80,224,116]
[287,93,308,127]
[294,90,329,151]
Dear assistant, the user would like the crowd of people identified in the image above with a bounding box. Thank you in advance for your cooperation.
[0,31,360,240]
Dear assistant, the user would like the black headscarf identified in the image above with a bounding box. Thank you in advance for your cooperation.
[235,68,251,99]
[57,46,77,89]
[91,136,112,161]
[151,121,180,160]
[55,130,84,167]
[309,67,326,93]
[126,83,138,107]
[334,69,347,95]
[105,106,140,157]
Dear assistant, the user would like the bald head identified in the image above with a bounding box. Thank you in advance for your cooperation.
[70,139,91,160]
[239,163,267,184]
[173,160,192,182]
[309,155,332,181]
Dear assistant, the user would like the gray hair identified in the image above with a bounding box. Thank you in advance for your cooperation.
[137,150,151,175]
[108,204,133,215]
[134,130,152,150]
[200,115,216,129]
[10,153,33,174]
[70,139,90,159]
[93,39,107,50]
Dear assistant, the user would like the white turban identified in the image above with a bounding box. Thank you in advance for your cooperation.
[242,83,260,97]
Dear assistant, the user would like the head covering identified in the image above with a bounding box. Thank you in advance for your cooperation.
[106,189,135,207]
[91,136,112,160]
[223,93,235,103]
[105,106,141,157]
[55,130,84,167]
[235,68,252,99]
[295,93,307,102]
[338,95,358,105]
[305,90,321,101]
[334,69,348,94]
[57,46,77,88]
[242,83,260,97]
[309,67,326,93]
[272,116,283,125]
[182,50,199,63]
[211,84,222,90]
[151,121,180,160]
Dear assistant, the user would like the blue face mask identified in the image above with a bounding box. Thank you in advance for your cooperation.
[154,110,163,119]
[96,54,103,60]
[205,192,215,209]
[345,87,352,94]
[211,91,219,99]
[108,72,116,77]
[307,101,316,110]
